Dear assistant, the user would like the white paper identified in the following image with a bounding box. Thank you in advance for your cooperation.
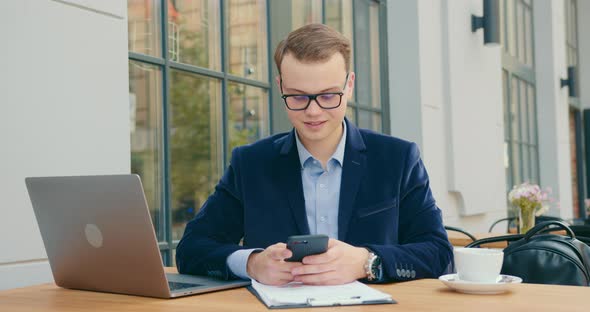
[250,279,393,307]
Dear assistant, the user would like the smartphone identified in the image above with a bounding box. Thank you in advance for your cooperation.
[285,234,329,262]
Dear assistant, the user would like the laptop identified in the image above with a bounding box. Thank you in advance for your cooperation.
[25,174,250,298]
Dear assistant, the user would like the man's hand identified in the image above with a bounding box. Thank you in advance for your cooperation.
[246,243,302,285]
[290,239,369,285]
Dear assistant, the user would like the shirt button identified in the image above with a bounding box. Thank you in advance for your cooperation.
[319,184,326,188]
[319,216,327,223]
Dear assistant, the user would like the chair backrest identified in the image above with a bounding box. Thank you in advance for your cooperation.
[444,225,476,242]
[488,215,566,233]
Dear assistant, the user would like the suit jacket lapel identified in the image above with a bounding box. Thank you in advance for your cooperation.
[275,131,310,235]
[338,119,367,241]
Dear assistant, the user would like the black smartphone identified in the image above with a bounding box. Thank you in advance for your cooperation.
[285,234,329,262]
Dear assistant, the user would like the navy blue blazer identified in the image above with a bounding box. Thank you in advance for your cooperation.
[176,119,452,282]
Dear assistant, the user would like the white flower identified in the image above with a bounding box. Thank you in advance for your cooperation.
[508,182,552,215]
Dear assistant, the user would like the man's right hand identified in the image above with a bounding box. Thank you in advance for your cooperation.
[246,243,302,285]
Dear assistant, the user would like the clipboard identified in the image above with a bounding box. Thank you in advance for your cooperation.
[248,279,396,309]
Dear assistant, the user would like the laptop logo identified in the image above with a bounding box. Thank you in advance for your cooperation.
[84,224,103,248]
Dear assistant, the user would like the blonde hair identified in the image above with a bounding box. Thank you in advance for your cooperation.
[274,23,351,74]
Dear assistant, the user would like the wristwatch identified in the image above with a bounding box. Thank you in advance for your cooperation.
[364,250,383,281]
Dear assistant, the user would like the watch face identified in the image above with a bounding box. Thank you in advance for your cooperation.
[371,256,382,279]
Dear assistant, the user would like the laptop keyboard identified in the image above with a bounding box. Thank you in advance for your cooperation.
[168,281,203,291]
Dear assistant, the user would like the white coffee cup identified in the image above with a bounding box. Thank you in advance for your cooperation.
[453,247,503,283]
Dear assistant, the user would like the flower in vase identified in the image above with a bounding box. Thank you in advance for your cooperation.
[508,182,552,233]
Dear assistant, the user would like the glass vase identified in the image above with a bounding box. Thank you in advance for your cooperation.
[518,205,536,234]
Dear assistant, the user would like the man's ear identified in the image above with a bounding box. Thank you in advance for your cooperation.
[275,75,281,91]
[346,72,355,97]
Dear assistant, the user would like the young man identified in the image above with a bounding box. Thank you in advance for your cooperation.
[176,24,452,285]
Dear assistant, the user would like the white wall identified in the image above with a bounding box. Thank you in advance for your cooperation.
[533,0,573,220]
[0,0,129,290]
[387,0,424,147]
[388,0,508,232]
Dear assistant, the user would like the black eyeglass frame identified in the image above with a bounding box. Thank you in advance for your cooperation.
[280,73,350,111]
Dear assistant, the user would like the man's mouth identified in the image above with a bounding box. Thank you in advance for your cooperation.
[304,121,326,126]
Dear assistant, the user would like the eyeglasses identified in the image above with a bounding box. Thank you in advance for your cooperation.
[280,73,349,111]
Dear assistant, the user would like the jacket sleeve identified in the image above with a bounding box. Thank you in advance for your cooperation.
[175,147,247,280]
[365,143,453,282]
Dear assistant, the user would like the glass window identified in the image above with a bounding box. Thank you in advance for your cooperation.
[128,0,161,57]
[519,80,529,147]
[349,0,383,132]
[227,0,268,82]
[516,2,525,64]
[291,0,322,29]
[170,0,221,70]
[326,0,353,39]
[169,71,222,241]
[565,0,579,68]
[369,3,381,109]
[346,106,356,124]
[509,78,519,150]
[524,5,533,66]
[129,61,164,240]
[227,83,269,158]
[501,0,516,57]
[501,0,538,193]
[565,0,584,217]
[326,0,355,102]
[358,110,381,131]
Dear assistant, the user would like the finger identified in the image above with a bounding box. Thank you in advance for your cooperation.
[293,271,339,285]
[271,271,296,282]
[262,276,295,286]
[268,246,291,260]
[291,263,333,276]
[327,238,338,248]
[302,250,334,264]
[279,261,303,272]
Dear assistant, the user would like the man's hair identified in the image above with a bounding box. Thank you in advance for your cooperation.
[274,23,351,74]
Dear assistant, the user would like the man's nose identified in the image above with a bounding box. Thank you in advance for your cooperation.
[304,99,323,115]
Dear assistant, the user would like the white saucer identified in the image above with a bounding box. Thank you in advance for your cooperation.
[438,273,522,295]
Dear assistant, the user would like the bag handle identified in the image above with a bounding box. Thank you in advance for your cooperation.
[523,221,576,241]
[465,234,524,248]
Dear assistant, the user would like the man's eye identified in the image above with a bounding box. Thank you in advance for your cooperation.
[318,94,336,101]
[291,95,309,102]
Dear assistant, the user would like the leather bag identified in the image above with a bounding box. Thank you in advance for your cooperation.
[466,221,590,286]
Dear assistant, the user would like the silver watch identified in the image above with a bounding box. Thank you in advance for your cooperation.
[364,250,382,281]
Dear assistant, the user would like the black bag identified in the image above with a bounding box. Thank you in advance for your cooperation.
[466,221,590,286]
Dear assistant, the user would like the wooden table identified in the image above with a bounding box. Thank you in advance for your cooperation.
[1,275,588,311]
[446,230,509,248]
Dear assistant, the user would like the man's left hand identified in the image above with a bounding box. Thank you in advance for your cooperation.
[290,239,369,285]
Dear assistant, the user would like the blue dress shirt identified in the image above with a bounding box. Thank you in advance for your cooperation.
[226,122,347,279]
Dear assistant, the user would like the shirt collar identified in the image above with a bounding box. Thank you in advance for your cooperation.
[295,121,347,169]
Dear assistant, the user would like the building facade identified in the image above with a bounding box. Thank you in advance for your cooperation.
[1,0,588,290]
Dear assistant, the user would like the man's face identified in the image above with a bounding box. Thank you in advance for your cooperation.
[278,53,355,147]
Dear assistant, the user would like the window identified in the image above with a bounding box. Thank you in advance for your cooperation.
[128,0,388,265]
[501,0,538,194]
[128,0,270,264]
[270,0,388,134]
[564,0,585,218]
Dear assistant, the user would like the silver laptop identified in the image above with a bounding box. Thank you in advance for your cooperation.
[25,174,250,298]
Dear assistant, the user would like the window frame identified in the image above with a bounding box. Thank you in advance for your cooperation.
[501,0,539,195]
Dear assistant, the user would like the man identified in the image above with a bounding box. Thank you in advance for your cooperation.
[176,23,452,286]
